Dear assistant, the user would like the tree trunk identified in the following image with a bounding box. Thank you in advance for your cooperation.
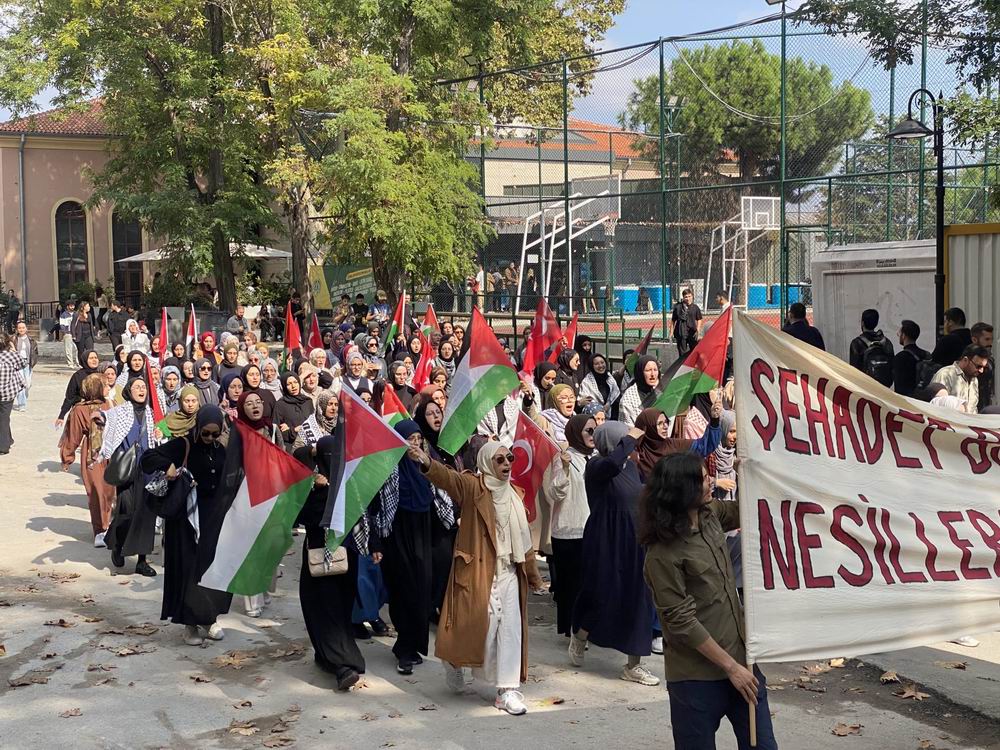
[371,239,404,307]
[287,184,314,318]
[205,0,237,312]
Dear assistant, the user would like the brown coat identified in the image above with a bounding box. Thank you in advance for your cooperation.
[60,403,115,535]
[424,460,543,681]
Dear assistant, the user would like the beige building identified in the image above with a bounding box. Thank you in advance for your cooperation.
[0,100,152,303]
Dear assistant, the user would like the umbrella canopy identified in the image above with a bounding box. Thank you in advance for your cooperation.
[116,242,291,263]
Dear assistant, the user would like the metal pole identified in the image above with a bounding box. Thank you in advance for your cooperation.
[934,99,945,341]
[917,0,928,235]
[658,38,669,340]
[478,63,487,273]
[886,66,895,241]
[779,3,789,320]
[563,57,570,316]
[984,81,992,223]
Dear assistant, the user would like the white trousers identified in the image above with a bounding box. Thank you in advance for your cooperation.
[64,335,77,367]
[472,559,522,690]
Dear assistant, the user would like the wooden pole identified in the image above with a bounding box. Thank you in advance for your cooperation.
[748,661,757,747]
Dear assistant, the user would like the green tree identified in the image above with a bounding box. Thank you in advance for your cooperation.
[621,40,874,189]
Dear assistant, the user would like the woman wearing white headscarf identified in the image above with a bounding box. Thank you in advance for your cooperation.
[120,319,151,355]
[407,439,544,716]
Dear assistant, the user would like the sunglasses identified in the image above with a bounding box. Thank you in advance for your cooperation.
[201,428,221,439]
[583,427,596,435]
[199,365,212,371]
[367,342,378,348]
[494,453,514,465]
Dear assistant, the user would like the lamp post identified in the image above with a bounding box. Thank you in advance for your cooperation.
[888,88,945,340]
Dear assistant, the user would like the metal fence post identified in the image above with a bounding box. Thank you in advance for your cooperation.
[917,0,928,235]
[658,38,669,340]
[562,57,570,319]
[886,65,895,241]
[779,2,789,320]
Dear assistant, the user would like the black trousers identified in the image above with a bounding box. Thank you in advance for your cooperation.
[0,399,12,453]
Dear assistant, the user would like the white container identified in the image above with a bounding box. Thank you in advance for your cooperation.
[811,239,935,363]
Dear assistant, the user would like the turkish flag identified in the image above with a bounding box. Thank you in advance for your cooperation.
[510,411,561,523]
[547,311,579,364]
[307,313,324,351]
[521,299,561,379]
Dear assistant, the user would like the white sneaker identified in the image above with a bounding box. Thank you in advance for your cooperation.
[495,689,528,715]
[651,636,664,655]
[183,625,203,646]
[202,622,224,641]
[951,635,980,647]
[621,664,660,686]
[443,662,467,694]
[94,532,106,548]
[568,634,586,667]
[245,608,262,618]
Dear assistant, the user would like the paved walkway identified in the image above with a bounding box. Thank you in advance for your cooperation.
[2,365,999,749]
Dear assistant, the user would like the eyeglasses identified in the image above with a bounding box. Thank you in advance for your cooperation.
[367,342,378,348]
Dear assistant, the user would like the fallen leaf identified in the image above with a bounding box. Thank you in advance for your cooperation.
[797,683,827,693]
[100,627,126,635]
[880,670,900,684]
[828,658,846,668]
[286,704,302,713]
[228,720,258,736]
[123,623,159,636]
[271,721,290,733]
[626,705,647,711]
[279,712,301,723]
[80,616,103,623]
[547,697,566,705]
[105,643,156,657]
[80,595,95,604]
[40,652,58,660]
[86,664,116,672]
[8,670,52,687]
[388,709,402,719]
[360,713,377,721]
[95,676,117,686]
[233,700,252,709]
[894,684,931,701]
[44,618,75,628]
[418,704,437,711]
[0,644,6,657]
[803,663,830,675]
[0,599,12,606]
[846,686,866,694]
[263,739,295,748]
[932,660,967,670]
[212,650,257,669]
[15,584,40,593]
[40,572,81,583]
[118,580,130,585]
[918,741,936,749]
[831,723,862,737]
[270,643,306,659]
[59,708,82,718]
[190,674,214,683]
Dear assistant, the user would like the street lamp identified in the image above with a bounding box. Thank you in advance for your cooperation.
[888,88,945,340]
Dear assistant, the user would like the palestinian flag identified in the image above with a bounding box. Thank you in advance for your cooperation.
[381,385,410,427]
[383,290,407,354]
[651,306,732,417]
[547,311,579,364]
[199,421,315,595]
[280,301,303,373]
[185,305,198,359]
[521,299,561,378]
[439,307,520,454]
[625,326,654,378]
[307,313,324,351]
[421,303,438,339]
[324,387,408,546]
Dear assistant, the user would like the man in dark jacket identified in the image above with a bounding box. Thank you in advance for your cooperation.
[781,303,825,350]
[849,309,894,373]
[892,319,930,397]
[971,321,994,410]
[105,300,129,346]
[931,307,972,365]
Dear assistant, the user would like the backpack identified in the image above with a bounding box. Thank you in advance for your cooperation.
[913,353,939,392]
[861,337,893,386]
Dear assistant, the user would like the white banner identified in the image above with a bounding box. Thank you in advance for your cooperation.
[734,312,1000,663]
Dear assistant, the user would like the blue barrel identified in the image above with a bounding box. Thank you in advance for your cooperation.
[645,286,662,311]
[748,284,770,309]
[615,286,639,312]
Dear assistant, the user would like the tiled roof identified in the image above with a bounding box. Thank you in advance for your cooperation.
[0,99,110,136]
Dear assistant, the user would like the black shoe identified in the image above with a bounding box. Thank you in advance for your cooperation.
[413,654,423,665]
[111,548,125,568]
[352,623,372,640]
[135,560,157,577]
[396,660,413,675]
[370,618,390,637]
[337,669,360,691]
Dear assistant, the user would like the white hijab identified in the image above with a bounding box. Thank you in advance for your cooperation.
[477,441,532,565]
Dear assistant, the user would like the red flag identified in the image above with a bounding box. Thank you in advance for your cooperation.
[410,329,437,391]
[521,299,561,378]
[146,362,165,425]
[383,291,407,354]
[185,304,198,359]
[421,304,438,338]
[547,312,579,364]
[284,301,302,351]
[380,383,411,426]
[510,411,560,523]
[158,308,169,367]
[307,313,323,351]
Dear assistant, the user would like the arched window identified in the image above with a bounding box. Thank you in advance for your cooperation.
[55,201,88,296]
[112,213,143,304]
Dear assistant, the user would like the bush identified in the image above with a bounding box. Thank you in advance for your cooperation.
[62,281,96,304]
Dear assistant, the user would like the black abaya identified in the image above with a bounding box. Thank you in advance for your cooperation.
[380,507,432,661]
[105,421,156,558]
[296,485,365,678]
[550,536,584,637]
[429,512,457,621]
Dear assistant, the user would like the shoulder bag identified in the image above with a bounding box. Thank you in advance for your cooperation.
[145,440,193,520]
[103,442,138,487]
[307,544,348,577]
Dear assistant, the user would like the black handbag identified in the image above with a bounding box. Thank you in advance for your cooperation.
[103,442,138,487]
[145,441,192,521]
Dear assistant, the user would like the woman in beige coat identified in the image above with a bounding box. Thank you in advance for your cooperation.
[407,440,544,716]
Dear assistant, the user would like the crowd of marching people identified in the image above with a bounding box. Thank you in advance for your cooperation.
[11,287,993,748]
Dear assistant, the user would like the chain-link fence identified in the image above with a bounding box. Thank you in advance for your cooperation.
[433,10,998,341]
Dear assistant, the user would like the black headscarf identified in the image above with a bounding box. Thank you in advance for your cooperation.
[574,335,593,379]
[239,363,275,421]
[394,420,434,513]
[114,345,127,374]
[634,355,659,395]
[691,392,713,421]
[123,375,148,422]
[272,372,313,430]
[589,353,612,402]
[125,350,148,378]
[565,414,594,456]
[534,361,558,393]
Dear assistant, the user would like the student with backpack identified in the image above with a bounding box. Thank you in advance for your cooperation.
[849,309,894,387]
[892,319,931,397]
